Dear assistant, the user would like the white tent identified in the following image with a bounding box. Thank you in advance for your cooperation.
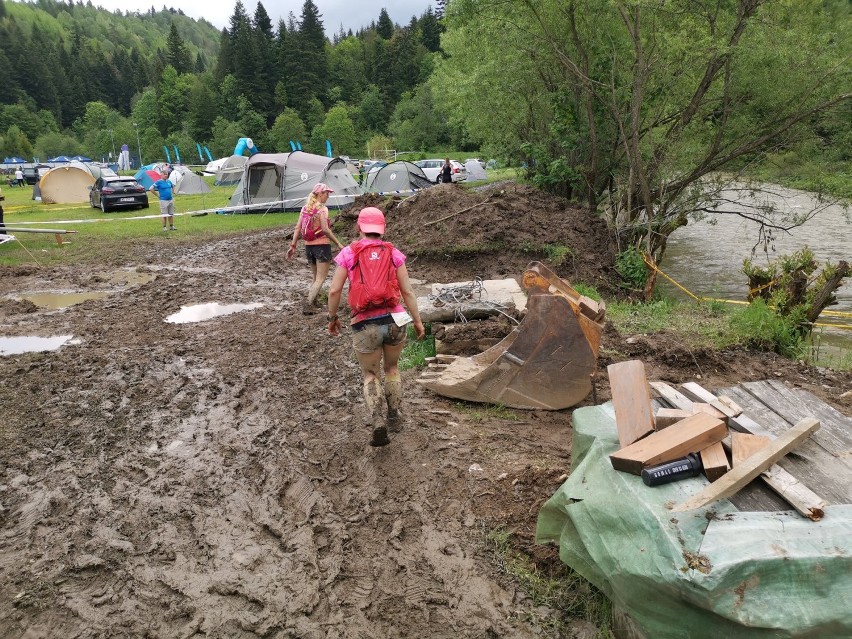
[228,152,363,211]
[464,160,487,181]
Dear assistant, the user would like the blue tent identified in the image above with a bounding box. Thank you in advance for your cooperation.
[3,156,26,164]
[71,155,92,162]
[48,156,73,163]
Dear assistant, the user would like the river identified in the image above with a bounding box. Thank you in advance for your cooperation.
[659,184,851,365]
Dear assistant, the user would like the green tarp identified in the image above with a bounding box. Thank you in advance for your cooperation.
[536,403,852,639]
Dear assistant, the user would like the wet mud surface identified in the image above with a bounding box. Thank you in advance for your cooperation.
[1,184,849,637]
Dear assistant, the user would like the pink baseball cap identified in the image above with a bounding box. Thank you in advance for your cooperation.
[358,207,386,234]
[312,182,334,194]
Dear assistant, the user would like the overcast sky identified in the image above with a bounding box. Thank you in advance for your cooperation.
[90,1,437,36]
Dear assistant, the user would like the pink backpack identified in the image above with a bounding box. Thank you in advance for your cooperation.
[299,205,325,241]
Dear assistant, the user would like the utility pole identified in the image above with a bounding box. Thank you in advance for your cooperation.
[108,129,116,161]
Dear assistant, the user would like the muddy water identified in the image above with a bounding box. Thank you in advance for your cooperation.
[165,302,265,323]
[0,334,74,355]
[20,291,110,309]
[662,185,851,361]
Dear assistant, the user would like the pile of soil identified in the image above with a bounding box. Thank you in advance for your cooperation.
[0,181,849,637]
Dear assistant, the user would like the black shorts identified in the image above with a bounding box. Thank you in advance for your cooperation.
[305,244,332,264]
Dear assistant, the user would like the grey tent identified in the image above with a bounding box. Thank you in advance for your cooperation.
[363,161,434,194]
[168,166,211,194]
[464,160,487,181]
[214,155,248,186]
[228,152,363,212]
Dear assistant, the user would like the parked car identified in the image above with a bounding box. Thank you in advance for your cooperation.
[89,176,149,212]
[23,164,51,185]
[414,159,467,183]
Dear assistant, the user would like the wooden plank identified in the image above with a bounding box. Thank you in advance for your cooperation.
[691,402,727,420]
[731,432,771,464]
[741,380,852,456]
[716,395,743,417]
[610,412,727,475]
[608,361,656,447]
[648,381,693,411]
[672,417,820,512]
[700,442,730,481]
[679,382,739,418]
[654,408,691,429]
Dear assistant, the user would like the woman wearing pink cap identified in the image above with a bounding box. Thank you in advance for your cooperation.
[327,207,425,447]
[287,183,344,313]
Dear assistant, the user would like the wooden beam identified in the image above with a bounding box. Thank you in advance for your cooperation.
[700,442,730,481]
[692,402,727,420]
[610,412,727,475]
[731,432,771,464]
[649,381,693,411]
[608,360,656,447]
[680,382,740,418]
[672,417,820,512]
[654,408,691,429]
[730,431,826,521]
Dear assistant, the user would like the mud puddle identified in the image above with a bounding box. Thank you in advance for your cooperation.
[0,334,75,355]
[165,301,265,323]
[19,291,110,309]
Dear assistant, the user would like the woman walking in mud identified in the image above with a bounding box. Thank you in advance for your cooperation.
[286,183,344,313]
[326,207,425,447]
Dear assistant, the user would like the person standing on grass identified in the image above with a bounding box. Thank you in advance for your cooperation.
[149,170,176,231]
[326,207,425,447]
[439,158,452,184]
[14,168,25,187]
[286,183,344,313]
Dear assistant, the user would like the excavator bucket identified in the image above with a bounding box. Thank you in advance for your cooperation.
[417,262,605,410]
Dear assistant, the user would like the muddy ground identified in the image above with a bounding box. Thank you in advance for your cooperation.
[1,183,850,638]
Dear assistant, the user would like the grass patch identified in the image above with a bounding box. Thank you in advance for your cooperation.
[453,400,521,422]
[399,323,436,371]
[0,180,297,267]
[482,525,613,636]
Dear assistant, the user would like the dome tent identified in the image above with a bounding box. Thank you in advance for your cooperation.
[228,151,362,212]
[38,165,95,204]
[363,160,433,194]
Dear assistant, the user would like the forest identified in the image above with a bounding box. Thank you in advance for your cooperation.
[0,0,448,163]
[1,0,850,228]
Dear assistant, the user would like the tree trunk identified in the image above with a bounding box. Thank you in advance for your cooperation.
[806,261,849,324]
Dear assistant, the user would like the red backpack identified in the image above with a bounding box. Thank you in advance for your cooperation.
[348,240,401,314]
[299,205,325,241]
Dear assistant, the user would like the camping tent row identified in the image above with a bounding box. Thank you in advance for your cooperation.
[134,163,210,195]
[227,153,440,211]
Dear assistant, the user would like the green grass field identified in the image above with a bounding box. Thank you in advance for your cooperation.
[0,177,297,267]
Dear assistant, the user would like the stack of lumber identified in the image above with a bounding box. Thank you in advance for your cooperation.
[606,361,824,519]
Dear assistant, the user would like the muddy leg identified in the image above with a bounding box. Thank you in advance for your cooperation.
[382,335,407,433]
[384,373,403,432]
[355,347,389,447]
[307,260,331,306]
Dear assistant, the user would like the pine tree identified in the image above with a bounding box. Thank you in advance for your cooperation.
[166,22,192,74]
[376,8,394,39]
[290,0,328,116]
[252,1,277,121]
[419,8,441,52]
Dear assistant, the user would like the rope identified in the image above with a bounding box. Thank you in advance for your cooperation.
[428,278,519,324]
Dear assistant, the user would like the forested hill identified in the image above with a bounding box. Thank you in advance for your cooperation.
[1,0,221,128]
[1,0,448,164]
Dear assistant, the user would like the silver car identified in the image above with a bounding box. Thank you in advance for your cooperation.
[415,159,467,183]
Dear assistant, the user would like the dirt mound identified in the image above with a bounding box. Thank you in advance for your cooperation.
[341,183,619,293]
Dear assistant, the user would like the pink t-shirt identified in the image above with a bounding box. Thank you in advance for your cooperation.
[335,239,407,323]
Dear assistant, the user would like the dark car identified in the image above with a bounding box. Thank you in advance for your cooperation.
[90,176,149,212]
[23,164,50,185]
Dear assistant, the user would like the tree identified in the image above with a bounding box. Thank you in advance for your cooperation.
[433,0,852,298]
[290,0,328,116]
[311,104,357,156]
[267,108,307,151]
[166,22,192,74]
[388,85,447,151]
[376,8,394,39]
[157,65,191,135]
